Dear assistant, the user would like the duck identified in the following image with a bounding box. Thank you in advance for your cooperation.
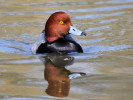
[32,11,86,54]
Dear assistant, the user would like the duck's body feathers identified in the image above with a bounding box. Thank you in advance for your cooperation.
[32,32,83,54]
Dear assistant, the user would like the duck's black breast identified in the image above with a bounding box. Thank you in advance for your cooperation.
[36,38,83,53]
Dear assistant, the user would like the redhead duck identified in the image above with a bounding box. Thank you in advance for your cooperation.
[32,11,86,54]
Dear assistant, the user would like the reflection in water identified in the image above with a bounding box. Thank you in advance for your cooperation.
[39,54,86,97]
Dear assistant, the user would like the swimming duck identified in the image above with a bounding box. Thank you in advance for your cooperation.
[32,11,86,54]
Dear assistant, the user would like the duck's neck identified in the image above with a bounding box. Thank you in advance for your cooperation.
[46,36,60,43]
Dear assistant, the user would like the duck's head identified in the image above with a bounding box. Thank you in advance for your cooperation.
[45,11,86,43]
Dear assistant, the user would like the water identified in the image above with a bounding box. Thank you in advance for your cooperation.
[0,0,133,100]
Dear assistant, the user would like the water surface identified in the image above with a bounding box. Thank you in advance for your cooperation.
[0,0,133,100]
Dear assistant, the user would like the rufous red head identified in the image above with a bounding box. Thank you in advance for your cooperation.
[45,11,73,43]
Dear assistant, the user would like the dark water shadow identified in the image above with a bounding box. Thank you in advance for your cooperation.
[39,54,86,97]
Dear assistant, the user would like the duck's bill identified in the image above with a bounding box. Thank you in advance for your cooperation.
[68,26,86,36]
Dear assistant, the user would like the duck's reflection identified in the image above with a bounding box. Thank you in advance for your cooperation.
[39,54,86,97]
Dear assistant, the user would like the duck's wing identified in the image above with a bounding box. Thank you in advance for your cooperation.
[32,31,46,54]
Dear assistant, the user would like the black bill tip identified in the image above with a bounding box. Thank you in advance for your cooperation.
[81,32,87,36]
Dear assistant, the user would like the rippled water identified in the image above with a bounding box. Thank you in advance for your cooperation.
[0,0,133,100]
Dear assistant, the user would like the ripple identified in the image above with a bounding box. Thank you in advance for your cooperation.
[74,12,124,19]
[0,22,43,27]
[21,1,88,7]
[95,0,133,4]
[84,45,132,53]
[0,46,18,53]
[90,33,104,36]
[0,0,7,3]
[3,97,45,100]
[97,19,118,24]
[1,5,133,16]
[0,11,56,15]
[68,5,133,13]
[0,39,32,54]
[79,38,105,44]
[85,25,111,32]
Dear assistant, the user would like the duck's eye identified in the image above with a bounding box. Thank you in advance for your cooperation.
[60,21,64,24]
